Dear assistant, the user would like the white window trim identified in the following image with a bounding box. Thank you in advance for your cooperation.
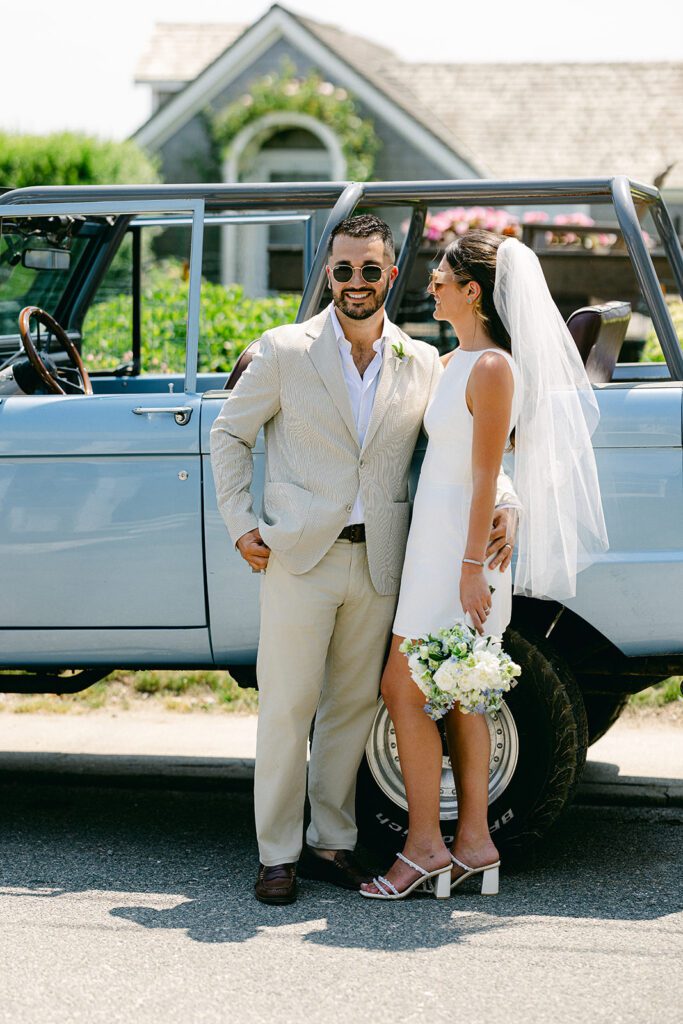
[224,110,345,182]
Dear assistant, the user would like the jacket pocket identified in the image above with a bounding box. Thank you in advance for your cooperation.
[259,481,314,552]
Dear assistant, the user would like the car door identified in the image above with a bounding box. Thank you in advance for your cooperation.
[0,198,211,665]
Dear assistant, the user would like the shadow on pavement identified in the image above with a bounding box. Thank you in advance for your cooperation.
[0,766,680,951]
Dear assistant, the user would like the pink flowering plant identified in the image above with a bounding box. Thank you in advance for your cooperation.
[399,622,521,720]
[424,206,520,242]
[420,207,621,250]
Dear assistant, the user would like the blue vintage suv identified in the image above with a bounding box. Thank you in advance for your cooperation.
[0,177,681,855]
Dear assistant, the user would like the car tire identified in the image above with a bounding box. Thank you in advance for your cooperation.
[355,628,588,857]
[581,688,630,745]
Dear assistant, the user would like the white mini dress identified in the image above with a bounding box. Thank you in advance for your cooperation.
[393,347,521,640]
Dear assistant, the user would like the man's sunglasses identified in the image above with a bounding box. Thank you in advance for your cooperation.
[330,263,393,284]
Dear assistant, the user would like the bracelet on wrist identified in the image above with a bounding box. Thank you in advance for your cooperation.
[462,557,485,567]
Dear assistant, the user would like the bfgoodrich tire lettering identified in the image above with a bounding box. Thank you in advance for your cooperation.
[355,629,588,856]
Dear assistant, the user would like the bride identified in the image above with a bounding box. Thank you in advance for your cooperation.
[360,230,608,901]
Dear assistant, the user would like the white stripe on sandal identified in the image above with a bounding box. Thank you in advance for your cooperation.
[450,854,501,895]
[360,852,451,901]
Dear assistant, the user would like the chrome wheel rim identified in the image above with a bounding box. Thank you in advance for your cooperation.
[364,698,519,819]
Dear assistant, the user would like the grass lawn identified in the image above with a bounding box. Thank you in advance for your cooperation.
[0,670,258,715]
[627,677,682,708]
[0,673,679,717]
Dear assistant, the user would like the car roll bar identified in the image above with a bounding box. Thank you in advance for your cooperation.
[0,177,661,211]
[385,205,427,322]
[610,176,683,379]
[296,182,364,322]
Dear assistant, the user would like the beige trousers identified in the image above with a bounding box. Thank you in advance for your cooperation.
[255,539,398,866]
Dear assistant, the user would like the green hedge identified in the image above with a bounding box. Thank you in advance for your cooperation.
[82,263,300,374]
[643,297,683,362]
[0,132,159,190]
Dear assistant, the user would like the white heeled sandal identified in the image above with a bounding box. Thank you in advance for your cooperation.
[450,854,500,895]
[359,851,452,901]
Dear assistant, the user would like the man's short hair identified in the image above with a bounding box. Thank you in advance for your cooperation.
[328,214,395,262]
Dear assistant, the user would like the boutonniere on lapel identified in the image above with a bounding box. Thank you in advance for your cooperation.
[391,340,412,366]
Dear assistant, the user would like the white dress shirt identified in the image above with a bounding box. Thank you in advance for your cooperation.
[329,303,388,526]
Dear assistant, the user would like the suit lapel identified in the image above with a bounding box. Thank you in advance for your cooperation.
[360,325,408,455]
[306,313,359,446]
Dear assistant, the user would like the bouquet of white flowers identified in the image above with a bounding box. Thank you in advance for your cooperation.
[399,622,521,720]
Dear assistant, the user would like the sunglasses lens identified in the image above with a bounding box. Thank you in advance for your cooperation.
[332,265,353,282]
[361,265,382,283]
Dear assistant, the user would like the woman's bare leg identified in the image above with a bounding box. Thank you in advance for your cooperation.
[444,708,499,876]
[361,635,451,894]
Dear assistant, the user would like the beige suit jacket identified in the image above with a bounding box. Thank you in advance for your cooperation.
[210,308,515,596]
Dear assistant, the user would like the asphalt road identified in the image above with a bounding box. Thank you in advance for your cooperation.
[0,753,681,1024]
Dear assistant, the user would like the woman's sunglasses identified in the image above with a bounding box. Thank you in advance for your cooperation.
[428,269,469,289]
[331,263,392,284]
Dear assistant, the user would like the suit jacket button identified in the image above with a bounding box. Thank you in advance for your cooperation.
[359,459,364,467]
[346,504,353,513]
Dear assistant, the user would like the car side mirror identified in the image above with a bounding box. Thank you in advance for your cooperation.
[21,248,71,271]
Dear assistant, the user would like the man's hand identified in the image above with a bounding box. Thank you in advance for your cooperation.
[486,508,518,572]
[236,528,271,572]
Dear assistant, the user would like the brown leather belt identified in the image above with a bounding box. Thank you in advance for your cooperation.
[338,523,366,543]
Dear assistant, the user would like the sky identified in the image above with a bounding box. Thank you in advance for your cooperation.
[2,0,682,140]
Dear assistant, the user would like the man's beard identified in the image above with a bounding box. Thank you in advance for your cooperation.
[334,278,391,321]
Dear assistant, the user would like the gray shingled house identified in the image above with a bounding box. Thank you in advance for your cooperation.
[132,3,683,295]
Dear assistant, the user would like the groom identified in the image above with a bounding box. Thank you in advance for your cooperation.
[210,214,518,905]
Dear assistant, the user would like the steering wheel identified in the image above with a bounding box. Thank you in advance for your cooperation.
[18,306,93,396]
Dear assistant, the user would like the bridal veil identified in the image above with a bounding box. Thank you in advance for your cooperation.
[493,237,609,601]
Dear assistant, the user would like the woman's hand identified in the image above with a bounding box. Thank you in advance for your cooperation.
[460,564,492,635]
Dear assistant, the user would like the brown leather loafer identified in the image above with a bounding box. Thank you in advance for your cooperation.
[299,848,373,890]
[254,862,297,905]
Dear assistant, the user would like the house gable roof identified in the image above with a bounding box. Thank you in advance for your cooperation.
[292,10,482,173]
[132,6,683,190]
[132,4,479,178]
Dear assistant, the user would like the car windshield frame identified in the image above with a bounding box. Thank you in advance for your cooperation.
[0,198,205,392]
[0,225,94,339]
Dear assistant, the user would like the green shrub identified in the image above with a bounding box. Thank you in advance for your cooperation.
[643,297,683,362]
[628,677,682,707]
[127,669,259,711]
[198,274,301,372]
[211,60,380,182]
[0,132,159,190]
[82,262,301,373]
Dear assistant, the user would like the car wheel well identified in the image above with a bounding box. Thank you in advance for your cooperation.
[511,596,682,696]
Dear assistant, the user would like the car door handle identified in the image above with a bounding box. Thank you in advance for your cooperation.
[132,406,193,426]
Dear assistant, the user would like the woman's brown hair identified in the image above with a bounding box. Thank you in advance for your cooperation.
[443,229,511,354]
[444,229,515,447]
